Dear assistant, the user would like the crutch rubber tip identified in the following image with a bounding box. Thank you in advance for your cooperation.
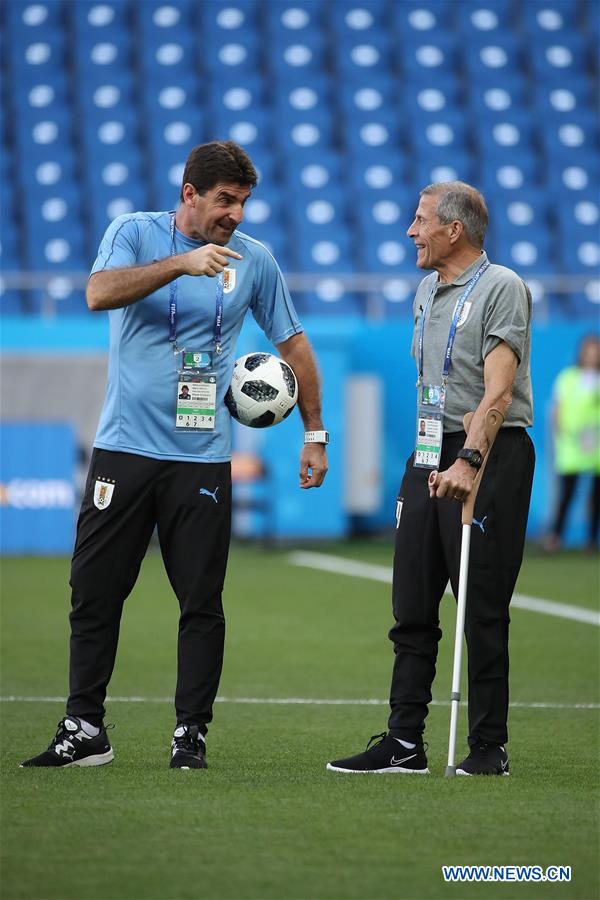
[445,766,457,778]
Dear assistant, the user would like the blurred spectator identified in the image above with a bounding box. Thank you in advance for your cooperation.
[544,334,600,552]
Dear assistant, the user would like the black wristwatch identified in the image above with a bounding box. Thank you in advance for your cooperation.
[457,448,484,470]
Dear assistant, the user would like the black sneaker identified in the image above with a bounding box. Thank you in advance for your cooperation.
[20,716,114,768]
[170,725,207,769]
[456,743,509,776]
[327,732,429,774]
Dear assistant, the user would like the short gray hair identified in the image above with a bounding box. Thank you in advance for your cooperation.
[420,181,489,248]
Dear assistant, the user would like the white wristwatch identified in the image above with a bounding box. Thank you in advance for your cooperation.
[304,430,329,445]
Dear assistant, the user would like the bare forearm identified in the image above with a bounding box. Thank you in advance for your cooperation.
[464,342,517,454]
[277,333,323,430]
[86,256,188,311]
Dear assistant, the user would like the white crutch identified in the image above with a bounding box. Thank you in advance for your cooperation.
[440,407,505,778]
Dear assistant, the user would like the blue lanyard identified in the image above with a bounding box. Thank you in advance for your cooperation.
[169,212,223,355]
[417,260,489,385]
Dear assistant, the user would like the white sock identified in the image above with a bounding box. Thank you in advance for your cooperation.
[79,719,100,737]
[396,739,416,749]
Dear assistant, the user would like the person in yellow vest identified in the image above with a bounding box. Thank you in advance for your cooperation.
[544,334,600,552]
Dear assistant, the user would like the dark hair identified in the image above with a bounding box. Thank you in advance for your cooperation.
[577,333,600,370]
[420,181,489,248]
[180,141,258,200]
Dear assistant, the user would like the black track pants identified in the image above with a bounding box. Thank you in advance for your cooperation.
[67,449,232,732]
[388,429,535,747]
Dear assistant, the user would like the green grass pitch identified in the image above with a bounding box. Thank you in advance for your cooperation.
[1,542,598,900]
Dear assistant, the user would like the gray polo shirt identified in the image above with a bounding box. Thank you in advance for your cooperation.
[410,251,533,432]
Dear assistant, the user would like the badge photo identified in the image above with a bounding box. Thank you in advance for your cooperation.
[93,478,115,510]
[223,268,236,293]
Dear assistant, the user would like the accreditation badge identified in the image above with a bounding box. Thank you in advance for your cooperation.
[175,350,216,431]
[414,383,445,469]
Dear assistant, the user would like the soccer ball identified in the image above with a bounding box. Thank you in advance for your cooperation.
[225,352,298,428]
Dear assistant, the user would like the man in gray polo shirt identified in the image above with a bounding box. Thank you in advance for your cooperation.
[328,182,535,777]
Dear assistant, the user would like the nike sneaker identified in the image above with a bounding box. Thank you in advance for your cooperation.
[327,732,429,774]
[456,743,509,776]
[20,716,114,768]
[170,724,207,769]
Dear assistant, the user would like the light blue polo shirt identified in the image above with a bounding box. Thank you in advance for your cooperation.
[90,212,302,462]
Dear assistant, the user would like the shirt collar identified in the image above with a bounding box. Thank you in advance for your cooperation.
[446,250,488,286]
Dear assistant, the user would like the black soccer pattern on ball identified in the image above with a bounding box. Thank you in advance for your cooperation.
[224,387,238,418]
[280,361,296,397]
[244,353,271,372]
[241,380,279,402]
[249,410,276,428]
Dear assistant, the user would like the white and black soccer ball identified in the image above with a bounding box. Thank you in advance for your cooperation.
[225,352,298,428]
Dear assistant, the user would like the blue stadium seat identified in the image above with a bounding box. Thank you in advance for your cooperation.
[464,38,521,78]
[360,232,416,273]
[547,162,600,196]
[211,77,266,116]
[6,0,64,31]
[415,152,475,187]
[343,112,401,153]
[88,186,150,246]
[561,239,600,274]
[146,109,205,158]
[397,35,457,74]
[73,34,132,70]
[294,230,356,273]
[477,118,535,157]
[534,78,596,118]
[138,35,199,78]
[555,198,600,236]
[479,158,541,193]
[283,151,344,194]
[346,156,406,192]
[402,82,462,116]
[264,2,324,37]
[201,0,260,36]
[335,34,393,78]
[339,75,398,113]
[468,77,528,115]
[136,1,196,34]
[540,115,599,162]
[7,30,66,76]
[71,1,131,33]
[269,34,327,75]
[408,114,468,155]
[211,108,272,150]
[530,37,590,79]
[495,236,555,279]
[521,2,582,35]
[455,3,515,35]
[12,77,70,117]
[391,2,453,35]
[328,2,389,36]
[289,190,349,232]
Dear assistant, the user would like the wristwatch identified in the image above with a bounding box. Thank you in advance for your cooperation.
[457,448,483,469]
[304,430,329,445]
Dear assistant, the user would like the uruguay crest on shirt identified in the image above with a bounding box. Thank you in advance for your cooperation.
[223,268,236,293]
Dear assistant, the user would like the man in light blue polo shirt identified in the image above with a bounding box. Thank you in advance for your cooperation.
[22,141,328,771]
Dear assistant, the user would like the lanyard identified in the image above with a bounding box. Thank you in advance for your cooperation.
[417,260,489,386]
[168,212,223,355]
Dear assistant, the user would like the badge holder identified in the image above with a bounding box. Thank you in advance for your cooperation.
[414,382,446,469]
[175,351,217,431]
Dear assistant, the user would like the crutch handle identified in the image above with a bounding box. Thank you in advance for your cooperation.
[461,407,504,525]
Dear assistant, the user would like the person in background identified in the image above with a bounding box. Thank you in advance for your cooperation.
[543,334,600,553]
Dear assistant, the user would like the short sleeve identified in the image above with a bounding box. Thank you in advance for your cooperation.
[90,215,140,275]
[250,247,303,344]
[483,276,531,363]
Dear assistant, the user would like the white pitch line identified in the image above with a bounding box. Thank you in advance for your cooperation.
[289,551,600,627]
[0,696,598,710]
